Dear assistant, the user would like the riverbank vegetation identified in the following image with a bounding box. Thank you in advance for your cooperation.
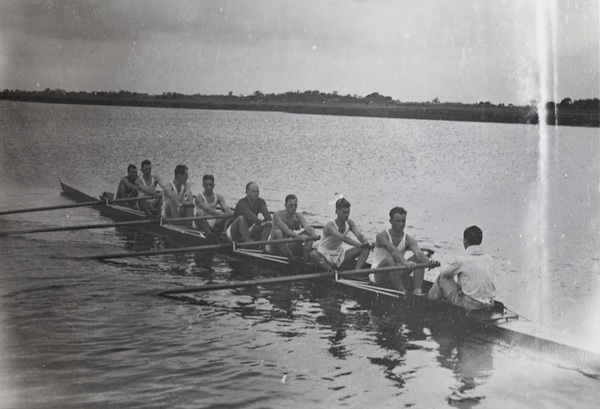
[1,89,598,127]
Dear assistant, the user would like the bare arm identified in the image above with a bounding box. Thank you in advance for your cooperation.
[183,182,194,207]
[119,177,138,192]
[324,221,363,247]
[376,230,407,264]
[135,177,156,195]
[273,212,300,238]
[348,219,370,246]
[158,179,186,208]
[217,195,234,216]
[297,214,316,237]
[195,194,220,215]
[405,235,430,263]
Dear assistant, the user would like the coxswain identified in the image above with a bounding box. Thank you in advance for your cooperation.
[428,226,497,311]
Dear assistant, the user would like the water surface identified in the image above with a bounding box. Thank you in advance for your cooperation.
[1,101,599,408]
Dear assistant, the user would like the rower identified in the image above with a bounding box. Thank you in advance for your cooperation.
[227,182,271,242]
[193,174,233,235]
[310,197,372,271]
[135,159,164,217]
[115,164,139,207]
[161,164,195,225]
[369,206,437,295]
[428,225,497,311]
[265,194,319,262]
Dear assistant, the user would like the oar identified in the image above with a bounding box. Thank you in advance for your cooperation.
[75,237,309,260]
[0,194,160,216]
[158,262,439,295]
[0,214,230,237]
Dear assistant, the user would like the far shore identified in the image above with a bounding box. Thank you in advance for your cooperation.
[2,90,598,127]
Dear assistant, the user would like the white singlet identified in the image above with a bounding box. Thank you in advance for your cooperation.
[316,220,349,268]
[193,192,219,229]
[161,181,187,218]
[369,230,408,283]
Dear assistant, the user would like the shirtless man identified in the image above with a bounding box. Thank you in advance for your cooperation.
[193,174,233,234]
[135,159,163,217]
[227,182,271,242]
[310,197,372,271]
[115,164,139,207]
[161,164,194,225]
[266,194,319,261]
[369,207,436,295]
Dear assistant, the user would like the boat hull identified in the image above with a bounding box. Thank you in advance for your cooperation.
[59,179,225,246]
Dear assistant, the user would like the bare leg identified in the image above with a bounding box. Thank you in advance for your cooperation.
[342,246,370,270]
[387,261,408,292]
[407,255,424,294]
[267,230,295,260]
[180,206,195,228]
[230,215,250,242]
[193,209,213,233]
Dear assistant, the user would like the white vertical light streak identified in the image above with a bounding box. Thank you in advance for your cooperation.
[534,0,556,325]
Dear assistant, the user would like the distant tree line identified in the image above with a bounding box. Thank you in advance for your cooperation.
[0,88,597,127]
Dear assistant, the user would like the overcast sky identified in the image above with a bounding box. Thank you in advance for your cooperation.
[0,0,598,104]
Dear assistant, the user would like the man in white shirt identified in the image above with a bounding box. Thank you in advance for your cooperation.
[428,225,497,311]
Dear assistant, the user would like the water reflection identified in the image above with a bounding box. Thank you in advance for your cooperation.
[430,326,493,407]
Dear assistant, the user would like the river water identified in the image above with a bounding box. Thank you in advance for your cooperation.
[0,101,599,408]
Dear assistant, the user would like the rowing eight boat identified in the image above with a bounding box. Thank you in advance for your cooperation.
[59,180,600,366]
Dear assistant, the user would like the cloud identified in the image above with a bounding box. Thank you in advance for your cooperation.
[0,0,597,104]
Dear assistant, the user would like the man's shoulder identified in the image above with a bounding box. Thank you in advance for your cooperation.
[376,229,388,239]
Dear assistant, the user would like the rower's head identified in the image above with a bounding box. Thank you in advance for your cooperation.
[463,225,483,249]
[335,197,351,221]
[285,194,298,214]
[246,182,260,200]
[389,207,407,232]
[174,164,188,182]
[127,164,138,181]
[203,174,215,192]
[141,160,152,177]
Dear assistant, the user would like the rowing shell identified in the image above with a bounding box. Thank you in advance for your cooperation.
[233,247,600,368]
[59,179,224,246]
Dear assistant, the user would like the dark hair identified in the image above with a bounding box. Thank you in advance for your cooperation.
[285,194,297,204]
[389,206,407,219]
[127,164,137,172]
[174,164,187,177]
[141,159,151,168]
[335,197,351,210]
[245,182,256,191]
[464,225,483,246]
[203,174,215,183]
